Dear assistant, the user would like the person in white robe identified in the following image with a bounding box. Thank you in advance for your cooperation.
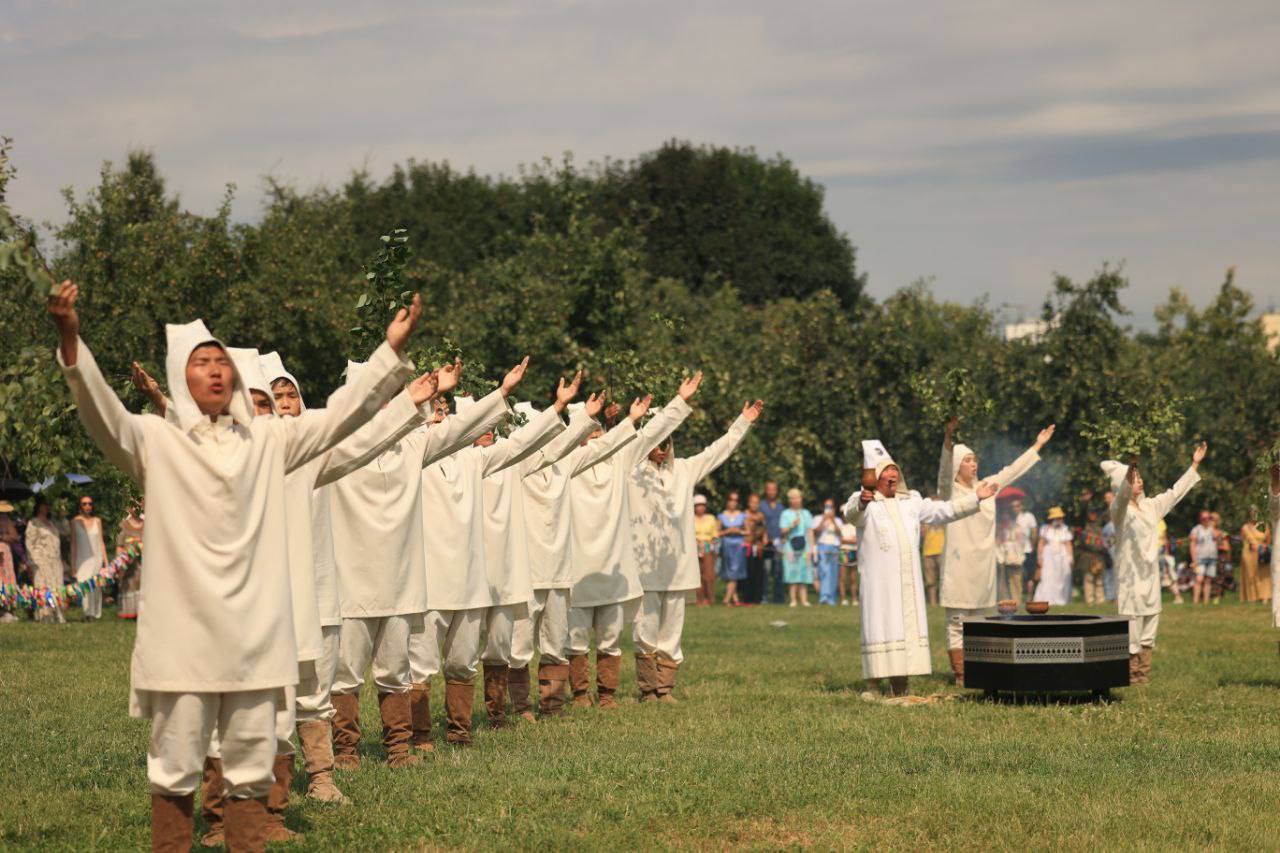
[1270,464,1280,631]
[477,377,605,725]
[47,282,418,850]
[508,393,637,717]
[566,372,702,709]
[327,361,514,768]
[70,494,107,620]
[408,367,562,747]
[1103,441,1206,684]
[937,422,1053,685]
[1032,507,1075,606]
[842,441,994,696]
[628,399,763,702]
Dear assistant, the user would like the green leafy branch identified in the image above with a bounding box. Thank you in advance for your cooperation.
[349,227,413,358]
[1079,395,1188,462]
[908,366,995,440]
[0,137,57,299]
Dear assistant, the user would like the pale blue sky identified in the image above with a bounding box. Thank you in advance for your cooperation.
[4,0,1279,321]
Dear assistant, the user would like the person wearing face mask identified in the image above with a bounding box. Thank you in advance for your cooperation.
[937,420,1053,686]
[1103,442,1207,685]
[48,281,420,851]
[844,440,995,697]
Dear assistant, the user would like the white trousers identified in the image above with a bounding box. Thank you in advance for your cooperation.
[296,625,340,723]
[567,598,640,658]
[211,682,303,758]
[410,608,484,683]
[82,586,102,619]
[633,590,687,662]
[148,689,278,797]
[511,588,570,667]
[333,615,413,695]
[1128,613,1159,654]
[945,606,997,650]
[480,603,525,667]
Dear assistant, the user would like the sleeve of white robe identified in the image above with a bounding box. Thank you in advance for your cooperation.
[522,409,597,475]
[918,492,981,525]
[683,414,753,484]
[278,340,413,473]
[1148,466,1201,519]
[567,418,639,477]
[937,441,954,500]
[410,388,510,468]
[312,389,428,487]
[477,405,564,477]
[622,395,692,469]
[57,337,151,485]
[988,445,1041,490]
[1111,476,1133,527]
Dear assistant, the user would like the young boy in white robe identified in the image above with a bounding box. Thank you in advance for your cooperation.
[476,375,595,728]
[48,282,419,851]
[1102,441,1206,684]
[628,399,763,702]
[566,372,703,708]
[842,441,995,697]
[937,421,1054,685]
[408,368,563,746]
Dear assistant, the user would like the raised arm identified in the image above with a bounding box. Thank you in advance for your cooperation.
[990,425,1054,490]
[684,400,763,484]
[313,387,429,487]
[920,480,996,525]
[1150,443,1207,519]
[479,405,565,477]
[49,283,150,484]
[418,387,510,468]
[567,417,639,477]
[937,418,957,499]
[523,407,598,476]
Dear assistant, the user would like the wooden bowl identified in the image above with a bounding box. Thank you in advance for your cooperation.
[1025,601,1050,615]
[996,599,1018,615]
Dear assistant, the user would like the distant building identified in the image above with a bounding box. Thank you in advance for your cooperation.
[1262,313,1280,352]
[1003,318,1055,343]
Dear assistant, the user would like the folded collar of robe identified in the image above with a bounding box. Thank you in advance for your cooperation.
[164,319,253,433]
[259,350,305,410]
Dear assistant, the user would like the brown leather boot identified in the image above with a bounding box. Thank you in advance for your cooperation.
[263,753,301,842]
[198,756,225,847]
[1128,653,1140,685]
[409,682,433,752]
[1138,647,1154,684]
[224,795,269,853]
[948,648,965,687]
[152,792,193,853]
[331,692,361,770]
[378,691,422,768]
[655,655,680,703]
[537,662,569,716]
[596,653,620,709]
[568,654,592,708]
[445,680,475,745]
[508,665,536,721]
[296,720,348,804]
[483,663,510,729]
[635,653,659,702]
[888,676,909,697]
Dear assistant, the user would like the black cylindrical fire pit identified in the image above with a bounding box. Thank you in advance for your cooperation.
[962,614,1130,695]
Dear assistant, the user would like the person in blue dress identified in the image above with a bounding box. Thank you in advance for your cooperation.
[779,488,815,607]
[811,498,843,605]
[717,491,747,606]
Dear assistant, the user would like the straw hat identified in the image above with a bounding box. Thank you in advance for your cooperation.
[1047,506,1065,521]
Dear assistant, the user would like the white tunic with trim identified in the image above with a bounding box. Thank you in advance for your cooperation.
[1110,465,1200,618]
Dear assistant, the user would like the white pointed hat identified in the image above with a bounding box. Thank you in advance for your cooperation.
[862,439,908,494]
[259,351,305,410]
[227,347,273,415]
[164,320,252,432]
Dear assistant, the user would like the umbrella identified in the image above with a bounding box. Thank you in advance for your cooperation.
[0,478,33,500]
[996,485,1027,502]
[31,473,95,493]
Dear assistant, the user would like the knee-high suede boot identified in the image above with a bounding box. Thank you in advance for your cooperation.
[596,653,620,709]
[409,682,433,751]
[508,665,536,722]
[537,662,569,716]
[483,664,510,729]
[152,793,194,853]
[568,654,592,708]
[331,692,361,770]
[296,720,348,804]
[198,756,225,847]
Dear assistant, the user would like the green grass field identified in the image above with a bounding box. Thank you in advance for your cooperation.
[2,599,1279,850]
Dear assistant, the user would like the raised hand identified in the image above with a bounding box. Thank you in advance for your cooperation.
[501,356,530,397]
[976,480,998,500]
[409,371,439,405]
[131,361,167,412]
[629,394,653,422]
[47,280,80,365]
[436,358,463,395]
[603,402,621,424]
[554,370,582,412]
[1034,424,1056,451]
[943,416,959,449]
[584,390,605,418]
[677,370,703,402]
[385,293,423,354]
[1191,441,1208,467]
[742,399,764,423]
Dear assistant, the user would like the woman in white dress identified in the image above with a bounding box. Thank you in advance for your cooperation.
[70,494,108,621]
[25,497,67,623]
[1033,507,1074,605]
